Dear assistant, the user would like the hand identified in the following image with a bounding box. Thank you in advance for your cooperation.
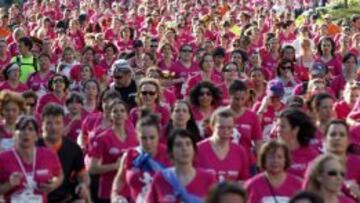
[38,179,56,194]
[111,195,128,203]
[9,172,22,187]
[346,180,360,199]
[75,183,90,201]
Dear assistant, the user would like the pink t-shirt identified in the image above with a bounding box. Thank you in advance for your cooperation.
[26,71,54,93]
[68,31,85,52]
[184,72,222,96]
[253,102,285,140]
[334,100,352,120]
[35,93,66,118]
[288,146,319,178]
[129,105,170,128]
[315,56,342,78]
[330,75,346,98]
[123,145,171,202]
[196,139,250,181]
[0,81,28,93]
[233,109,262,150]
[64,110,90,143]
[350,125,360,148]
[146,168,216,203]
[345,154,360,185]
[245,172,302,203]
[261,52,280,80]
[169,60,200,98]
[89,129,139,199]
[0,147,62,203]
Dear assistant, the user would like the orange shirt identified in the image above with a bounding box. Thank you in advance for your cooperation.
[327,23,341,36]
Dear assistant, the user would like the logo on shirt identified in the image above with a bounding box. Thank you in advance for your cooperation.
[36,169,49,176]
[161,194,176,202]
[108,147,121,155]
[241,124,251,130]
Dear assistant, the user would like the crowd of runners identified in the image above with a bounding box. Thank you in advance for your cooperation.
[0,0,359,202]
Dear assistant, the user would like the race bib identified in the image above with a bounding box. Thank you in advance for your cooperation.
[0,138,15,150]
[11,193,42,203]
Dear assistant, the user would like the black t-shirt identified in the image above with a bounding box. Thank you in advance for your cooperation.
[114,79,137,109]
[37,137,85,202]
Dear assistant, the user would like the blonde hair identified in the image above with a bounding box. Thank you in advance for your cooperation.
[304,154,341,192]
[135,77,161,106]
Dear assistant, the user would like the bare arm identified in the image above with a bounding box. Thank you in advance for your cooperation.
[88,157,120,175]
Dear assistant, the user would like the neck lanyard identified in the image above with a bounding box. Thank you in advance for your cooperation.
[264,174,280,203]
[12,148,37,184]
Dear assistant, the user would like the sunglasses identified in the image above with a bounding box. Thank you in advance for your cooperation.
[114,75,124,80]
[223,68,238,72]
[181,49,193,53]
[141,91,156,96]
[200,91,211,96]
[53,78,65,83]
[326,170,345,178]
[27,102,36,107]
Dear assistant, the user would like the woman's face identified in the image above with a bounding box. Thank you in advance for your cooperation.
[349,88,360,105]
[231,53,243,67]
[2,102,20,124]
[317,98,334,121]
[198,87,213,107]
[171,102,191,127]
[110,103,127,125]
[250,70,264,83]
[140,83,158,106]
[318,159,344,193]
[162,45,172,56]
[142,54,154,68]
[63,50,74,62]
[139,125,159,155]
[16,122,38,149]
[282,48,295,60]
[230,90,248,109]
[52,76,66,92]
[67,100,83,115]
[83,50,94,63]
[39,56,51,71]
[325,124,349,154]
[269,38,280,51]
[84,81,98,99]
[343,56,357,72]
[223,64,239,81]
[265,148,286,175]
[279,63,293,78]
[276,117,297,144]
[340,36,351,47]
[122,28,131,39]
[202,55,214,72]
[171,135,195,165]
[180,45,193,61]
[81,66,92,81]
[320,40,332,55]
[8,69,20,81]
[105,47,115,58]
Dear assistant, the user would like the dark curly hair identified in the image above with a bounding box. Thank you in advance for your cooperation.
[189,81,222,107]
